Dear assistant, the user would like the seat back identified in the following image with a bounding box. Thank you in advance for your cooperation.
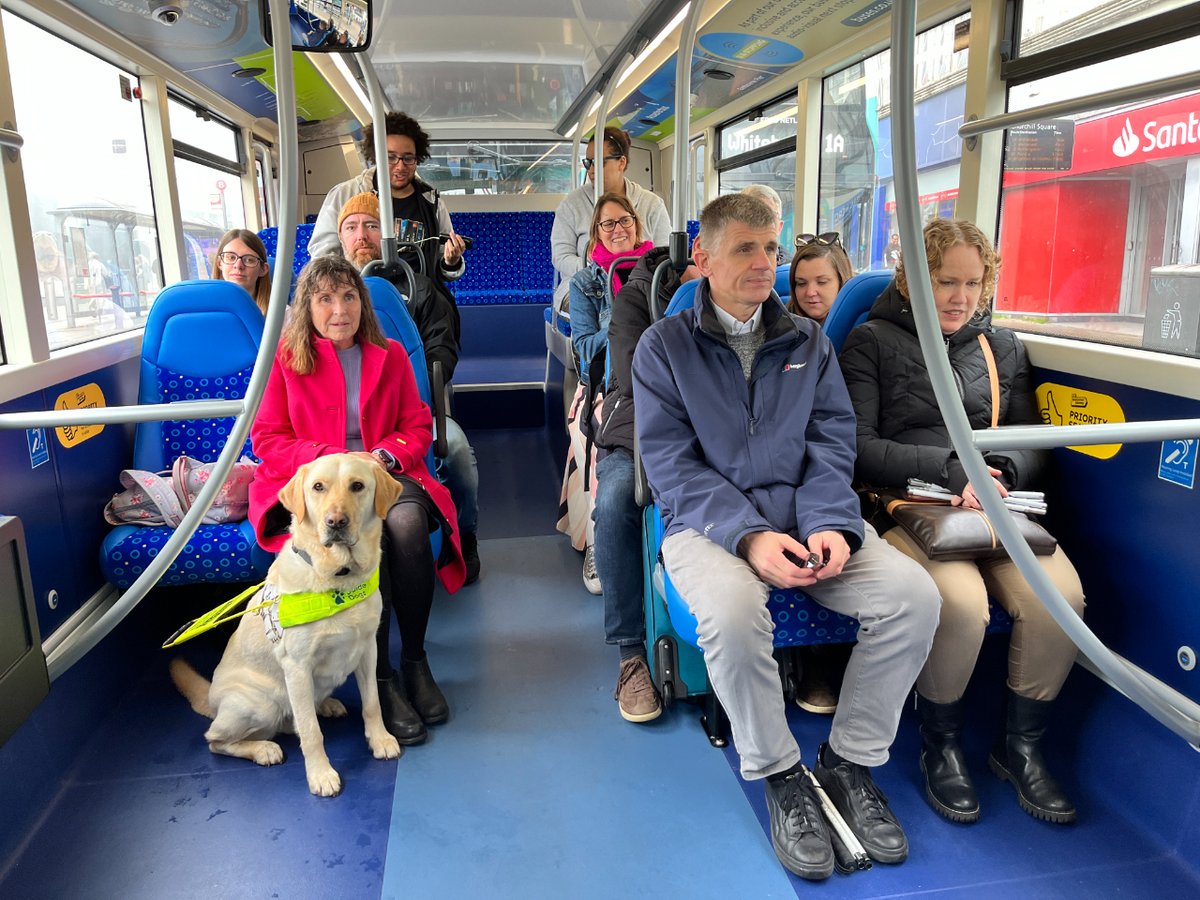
[133,280,264,471]
[363,276,436,473]
[823,270,891,352]
[663,264,791,318]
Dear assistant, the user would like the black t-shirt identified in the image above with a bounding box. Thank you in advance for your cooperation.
[391,191,437,278]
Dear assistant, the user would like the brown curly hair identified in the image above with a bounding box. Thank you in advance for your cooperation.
[895,219,1000,316]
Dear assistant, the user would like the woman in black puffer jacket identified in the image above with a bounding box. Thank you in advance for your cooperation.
[839,219,1085,828]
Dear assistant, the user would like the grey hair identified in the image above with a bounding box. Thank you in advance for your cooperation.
[697,193,780,253]
[740,184,782,218]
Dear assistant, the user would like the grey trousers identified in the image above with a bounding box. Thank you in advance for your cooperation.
[662,525,941,780]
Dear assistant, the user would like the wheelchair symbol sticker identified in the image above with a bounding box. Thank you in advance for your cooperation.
[1159,439,1197,489]
[27,428,49,468]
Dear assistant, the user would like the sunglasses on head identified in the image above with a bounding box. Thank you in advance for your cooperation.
[795,231,841,248]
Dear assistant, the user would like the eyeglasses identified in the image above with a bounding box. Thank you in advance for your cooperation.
[598,215,635,233]
[218,251,264,269]
[581,154,624,171]
[795,231,841,248]
[386,153,418,169]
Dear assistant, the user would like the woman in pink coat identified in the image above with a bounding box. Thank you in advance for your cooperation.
[250,256,464,747]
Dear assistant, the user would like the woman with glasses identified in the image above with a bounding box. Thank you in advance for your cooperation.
[550,127,670,314]
[212,229,271,314]
[788,232,854,326]
[839,219,1085,827]
[557,194,654,596]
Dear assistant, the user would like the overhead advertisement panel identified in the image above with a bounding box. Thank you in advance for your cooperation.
[610,0,891,140]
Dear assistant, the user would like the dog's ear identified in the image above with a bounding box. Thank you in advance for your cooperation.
[278,464,310,525]
[372,465,402,519]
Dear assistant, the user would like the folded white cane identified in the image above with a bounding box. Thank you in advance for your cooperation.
[802,766,872,872]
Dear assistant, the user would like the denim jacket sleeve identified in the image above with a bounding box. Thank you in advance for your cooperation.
[569,266,609,378]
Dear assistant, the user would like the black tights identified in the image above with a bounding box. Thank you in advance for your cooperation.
[375,502,435,679]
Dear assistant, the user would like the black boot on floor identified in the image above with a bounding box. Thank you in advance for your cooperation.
[917,694,980,823]
[377,671,427,745]
[402,656,449,724]
[461,532,481,585]
[988,690,1076,824]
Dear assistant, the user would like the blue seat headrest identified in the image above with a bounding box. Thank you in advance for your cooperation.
[823,270,892,353]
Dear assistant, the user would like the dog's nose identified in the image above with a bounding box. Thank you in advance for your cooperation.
[325,511,349,530]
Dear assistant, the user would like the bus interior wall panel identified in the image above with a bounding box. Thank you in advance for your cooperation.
[0,358,139,635]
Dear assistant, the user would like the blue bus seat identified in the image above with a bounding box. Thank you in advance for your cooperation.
[100,280,273,589]
[823,270,892,352]
[363,276,444,560]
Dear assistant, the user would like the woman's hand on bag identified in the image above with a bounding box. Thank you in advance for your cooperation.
[954,466,1009,510]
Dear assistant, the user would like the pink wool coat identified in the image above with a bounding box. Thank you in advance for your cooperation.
[249,335,466,592]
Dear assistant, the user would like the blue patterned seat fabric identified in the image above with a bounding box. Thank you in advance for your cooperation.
[101,280,273,589]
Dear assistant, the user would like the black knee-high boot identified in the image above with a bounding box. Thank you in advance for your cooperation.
[988,690,1076,824]
[375,541,426,745]
[385,503,449,725]
[917,694,980,823]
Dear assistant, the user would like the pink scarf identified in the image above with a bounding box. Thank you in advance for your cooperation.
[591,240,654,293]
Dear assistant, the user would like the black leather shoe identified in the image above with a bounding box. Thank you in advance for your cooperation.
[763,771,834,880]
[814,744,908,864]
[461,532,481,585]
[989,691,1076,824]
[918,695,980,823]
[402,657,449,725]
[377,672,426,745]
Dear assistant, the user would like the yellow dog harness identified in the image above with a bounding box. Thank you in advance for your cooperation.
[162,568,380,648]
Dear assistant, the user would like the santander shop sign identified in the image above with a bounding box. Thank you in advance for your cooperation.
[1104,97,1200,164]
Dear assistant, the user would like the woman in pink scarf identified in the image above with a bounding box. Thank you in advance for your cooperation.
[557,193,654,593]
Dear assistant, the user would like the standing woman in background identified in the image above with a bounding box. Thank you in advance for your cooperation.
[212,229,272,314]
[550,127,671,315]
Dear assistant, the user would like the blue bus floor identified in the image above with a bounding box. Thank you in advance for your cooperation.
[4,531,1198,895]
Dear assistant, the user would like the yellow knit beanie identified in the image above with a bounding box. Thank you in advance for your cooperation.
[337,192,380,231]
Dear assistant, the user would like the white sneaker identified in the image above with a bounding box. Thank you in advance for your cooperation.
[582,545,602,595]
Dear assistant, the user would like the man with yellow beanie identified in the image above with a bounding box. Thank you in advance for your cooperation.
[337,191,482,584]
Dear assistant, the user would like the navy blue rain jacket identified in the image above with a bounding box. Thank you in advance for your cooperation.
[632,281,864,557]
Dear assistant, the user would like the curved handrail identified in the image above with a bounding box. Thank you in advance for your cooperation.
[890,0,1200,744]
[0,0,299,681]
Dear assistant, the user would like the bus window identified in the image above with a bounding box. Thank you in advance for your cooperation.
[997,32,1200,356]
[716,95,798,250]
[168,97,246,270]
[4,11,162,350]
[819,13,971,273]
[421,141,574,195]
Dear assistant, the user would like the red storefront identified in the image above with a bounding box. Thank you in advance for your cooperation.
[996,93,1200,317]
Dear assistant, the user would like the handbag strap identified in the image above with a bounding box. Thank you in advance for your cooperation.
[977,333,999,429]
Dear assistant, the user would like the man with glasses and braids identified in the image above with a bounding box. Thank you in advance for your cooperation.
[550,127,671,314]
[632,193,940,881]
[309,111,467,293]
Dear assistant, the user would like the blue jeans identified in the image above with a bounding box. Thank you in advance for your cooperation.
[438,416,478,535]
[593,448,644,649]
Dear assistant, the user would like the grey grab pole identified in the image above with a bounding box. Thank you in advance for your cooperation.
[890,0,1200,744]
[593,53,632,208]
[361,61,396,266]
[669,1,705,268]
[43,0,301,681]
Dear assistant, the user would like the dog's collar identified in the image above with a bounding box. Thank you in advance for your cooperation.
[293,544,352,578]
[274,568,380,628]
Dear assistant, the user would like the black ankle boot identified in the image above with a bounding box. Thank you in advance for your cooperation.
[402,657,449,724]
[917,694,980,823]
[377,671,427,745]
[988,690,1076,824]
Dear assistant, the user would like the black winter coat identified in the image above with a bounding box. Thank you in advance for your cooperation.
[837,281,1047,495]
[385,268,460,382]
[596,247,688,455]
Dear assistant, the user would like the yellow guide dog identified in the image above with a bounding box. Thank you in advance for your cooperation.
[171,453,402,796]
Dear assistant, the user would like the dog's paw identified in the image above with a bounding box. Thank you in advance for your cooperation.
[307,765,342,797]
[370,732,402,760]
[253,742,285,766]
[318,697,348,718]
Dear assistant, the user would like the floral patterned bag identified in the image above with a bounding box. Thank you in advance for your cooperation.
[103,456,257,526]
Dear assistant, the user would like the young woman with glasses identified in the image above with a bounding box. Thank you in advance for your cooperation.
[557,193,654,597]
[788,232,854,326]
[550,127,671,313]
[212,229,271,314]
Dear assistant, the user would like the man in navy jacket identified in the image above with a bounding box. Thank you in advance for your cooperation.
[632,194,940,881]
